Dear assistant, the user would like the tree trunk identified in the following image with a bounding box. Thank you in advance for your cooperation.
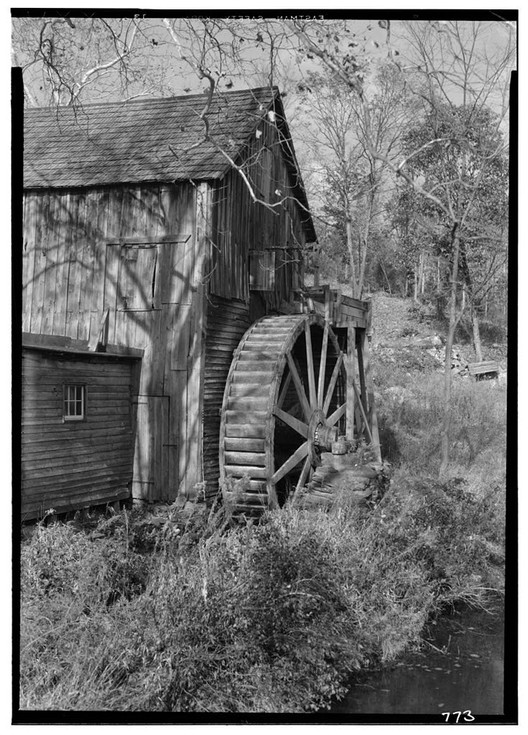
[458,243,483,362]
[358,186,375,297]
[345,211,358,298]
[471,306,483,361]
[439,224,460,478]
[379,261,392,294]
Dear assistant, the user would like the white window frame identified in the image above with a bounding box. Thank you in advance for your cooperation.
[63,384,86,422]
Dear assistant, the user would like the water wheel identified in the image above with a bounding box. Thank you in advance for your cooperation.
[219,313,347,513]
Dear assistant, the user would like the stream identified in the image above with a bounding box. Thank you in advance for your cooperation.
[330,604,506,719]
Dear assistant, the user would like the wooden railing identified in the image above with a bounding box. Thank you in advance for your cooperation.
[293,286,370,330]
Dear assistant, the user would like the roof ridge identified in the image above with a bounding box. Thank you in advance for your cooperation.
[24,86,280,114]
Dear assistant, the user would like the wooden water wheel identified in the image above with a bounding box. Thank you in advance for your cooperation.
[219,313,347,513]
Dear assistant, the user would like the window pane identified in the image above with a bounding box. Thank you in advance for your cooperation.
[64,385,85,420]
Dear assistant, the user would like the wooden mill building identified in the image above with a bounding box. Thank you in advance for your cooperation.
[21,86,378,519]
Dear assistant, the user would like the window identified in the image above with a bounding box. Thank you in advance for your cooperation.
[63,384,86,421]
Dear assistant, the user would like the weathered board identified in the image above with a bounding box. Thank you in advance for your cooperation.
[23,91,383,513]
[203,295,252,501]
[22,183,200,504]
[21,346,140,520]
[210,116,307,304]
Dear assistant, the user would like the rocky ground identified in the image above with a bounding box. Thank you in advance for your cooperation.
[368,292,508,376]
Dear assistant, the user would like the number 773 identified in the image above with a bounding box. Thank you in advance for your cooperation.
[442,710,475,723]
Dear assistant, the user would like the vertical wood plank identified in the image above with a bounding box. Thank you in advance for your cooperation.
[77,190,97,340]
[132,396,153,501]
[31,193,50,335]
[163,367,184,500]
[88,187,109,342]
[65,192,87,338]
[346,325,356,442]
[362,302,381,461]
[42,192,58,334]
[356,328,368,418]
[168,303,191,371]
[150,310,164,395]
[75,190,90,339]
[168,197,194,305]
[181,185,196,305]
[160,396,170,501]
[103,244,120,344]
[93,187,109,314]
[51,192,69,336]
[22,193,37,332]
[183,182,210,496]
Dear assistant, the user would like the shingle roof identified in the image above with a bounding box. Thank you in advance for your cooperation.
[24,87,282,188]
[24,86,316,242]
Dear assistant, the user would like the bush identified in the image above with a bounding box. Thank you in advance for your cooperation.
[19,467,505,712]
[376,372,506,476]
[20,322,507,713]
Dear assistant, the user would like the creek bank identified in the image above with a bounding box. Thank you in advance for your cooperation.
[330,603,504,716]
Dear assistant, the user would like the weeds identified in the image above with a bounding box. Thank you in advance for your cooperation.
[20,463,505,712]
[376,372,506,476]
[20,295,507,713]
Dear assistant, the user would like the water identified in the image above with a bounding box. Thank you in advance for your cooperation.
[331,606,505,717]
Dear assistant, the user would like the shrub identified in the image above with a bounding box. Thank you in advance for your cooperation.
[20,471,504,714]
[376,372,506,476]
[20,353,507,713]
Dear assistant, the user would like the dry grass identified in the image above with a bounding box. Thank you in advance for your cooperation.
[19,293,507,713]
[20,456,505,712]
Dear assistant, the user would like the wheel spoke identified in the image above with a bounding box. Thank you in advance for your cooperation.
[317,320,329,408]
[286,353,312,422]
[273,407,309,438]
[272,441,310,484]
[294,455,312,496]
[277,370,292,408]
[304,322,317,409]
[322,352,344,414]
[327,402,346,427]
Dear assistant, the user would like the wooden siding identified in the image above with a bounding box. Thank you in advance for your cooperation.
[22,183,202,504]
[21,348,138,520]
[23,133,315,509]
[203,296,251,500]
[210,117,308,303]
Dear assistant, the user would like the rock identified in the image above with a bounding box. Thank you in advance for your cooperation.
[410,335,444,349]
[299,453,390,508]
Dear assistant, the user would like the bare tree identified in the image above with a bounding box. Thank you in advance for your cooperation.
[286,17,514,474]
[14,13,515,476]
[299,62,415,297]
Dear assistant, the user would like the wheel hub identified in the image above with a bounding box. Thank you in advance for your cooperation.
[309,409,338,450]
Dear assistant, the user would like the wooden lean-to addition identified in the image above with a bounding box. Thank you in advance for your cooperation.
[22,87,380,518]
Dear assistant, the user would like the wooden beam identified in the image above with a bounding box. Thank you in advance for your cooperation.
[361,303,381,461]
[352,381,373,445]
[356,328,368,419]
[88,309,109,351]
[105,235,191,246]
[346,325,356,442]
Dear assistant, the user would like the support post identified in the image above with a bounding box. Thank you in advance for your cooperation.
[323,284,331,322]
[356,329,368,420]
[346,325,356,442]
[362,301,381,461]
